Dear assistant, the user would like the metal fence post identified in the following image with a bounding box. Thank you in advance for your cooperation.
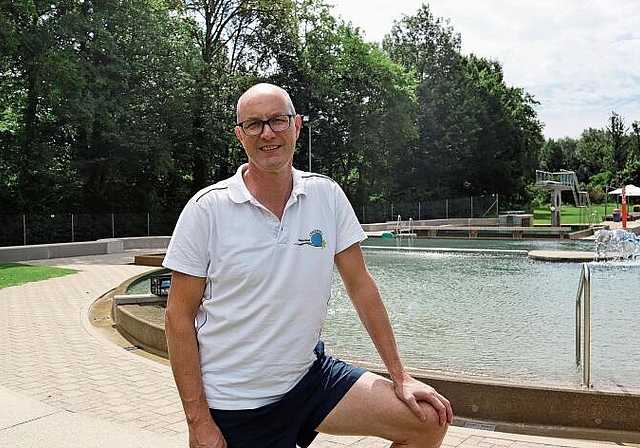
[22,214,26,245]
[147,213,150,236]
[111,213,115,238]
[71,213,75,242]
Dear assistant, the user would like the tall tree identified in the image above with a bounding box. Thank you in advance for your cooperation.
[0,0,202,214]
[460,55,542,199]
[178,0,298,194]
[65,0,200,212]
[632,121,640,156]
[383,4,543,203]
[280,0,418,204]
[383,4,466,199]
[607,111,629,176]
[0,0,77,212]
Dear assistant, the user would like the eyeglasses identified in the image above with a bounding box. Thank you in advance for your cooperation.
[236,114,295,136]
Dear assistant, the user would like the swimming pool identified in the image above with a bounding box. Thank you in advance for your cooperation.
[323,238,640,390]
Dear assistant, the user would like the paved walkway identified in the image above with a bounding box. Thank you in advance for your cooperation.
[0,251,627,447]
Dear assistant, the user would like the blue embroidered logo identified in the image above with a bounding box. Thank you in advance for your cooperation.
[296,229,326,248]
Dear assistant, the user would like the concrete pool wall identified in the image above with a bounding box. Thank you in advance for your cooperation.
[109,269,168,358]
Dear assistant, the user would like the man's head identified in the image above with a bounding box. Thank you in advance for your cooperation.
[235,83,302,175]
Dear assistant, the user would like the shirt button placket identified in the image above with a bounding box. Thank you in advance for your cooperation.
[277,218,288,245]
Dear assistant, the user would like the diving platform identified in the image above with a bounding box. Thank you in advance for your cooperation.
[536,169,591,227]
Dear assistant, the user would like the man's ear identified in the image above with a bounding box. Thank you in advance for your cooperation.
[294,115,302,139]
[234,126,244,143]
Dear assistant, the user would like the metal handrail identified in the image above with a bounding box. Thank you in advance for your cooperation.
[575,263,592,388]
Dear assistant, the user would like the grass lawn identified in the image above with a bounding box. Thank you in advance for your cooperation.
[533,204,620,225]
[0,263,78,290]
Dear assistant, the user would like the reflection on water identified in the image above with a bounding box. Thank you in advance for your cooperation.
[324,238,640,389]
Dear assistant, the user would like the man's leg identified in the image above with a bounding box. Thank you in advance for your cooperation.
[316,372,448,447]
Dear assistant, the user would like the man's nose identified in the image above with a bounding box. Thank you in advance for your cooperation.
[260,122,277,138]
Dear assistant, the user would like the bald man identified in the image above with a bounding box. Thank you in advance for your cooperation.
[164,83,452,448]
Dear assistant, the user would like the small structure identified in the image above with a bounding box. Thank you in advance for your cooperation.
[536,170,590,227]
[498,211,533,227]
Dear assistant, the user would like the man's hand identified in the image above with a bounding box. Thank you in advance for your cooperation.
[393,373,453,426]
[188,418,227,448]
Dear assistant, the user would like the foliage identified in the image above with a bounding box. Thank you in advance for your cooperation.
[286,1,418,204]
[382,5,543,204]
[539,113,639,197]
[178,0,299,193]
[2,0,636,232]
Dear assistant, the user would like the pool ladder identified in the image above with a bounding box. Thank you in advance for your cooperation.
[575,262,592,388]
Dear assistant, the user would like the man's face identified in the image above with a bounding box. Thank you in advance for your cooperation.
[234,88,301,175]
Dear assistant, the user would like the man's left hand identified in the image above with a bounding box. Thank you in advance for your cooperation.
[393,373,453,426]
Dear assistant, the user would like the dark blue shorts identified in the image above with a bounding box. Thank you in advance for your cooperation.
[210,341,365,448]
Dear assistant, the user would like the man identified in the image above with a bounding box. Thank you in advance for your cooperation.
[163,82,452,447]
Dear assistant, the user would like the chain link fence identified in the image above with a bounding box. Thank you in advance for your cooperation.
[0,213,180,247]
[1,195,500,247]
[356,194,500,224]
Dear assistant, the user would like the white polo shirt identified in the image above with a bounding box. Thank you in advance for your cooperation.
[163,164,366,409]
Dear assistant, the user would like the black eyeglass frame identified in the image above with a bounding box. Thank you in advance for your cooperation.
[235,114,296,136]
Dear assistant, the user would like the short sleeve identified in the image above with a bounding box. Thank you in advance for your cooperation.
[334,184,367,254]
[162,198,211,278]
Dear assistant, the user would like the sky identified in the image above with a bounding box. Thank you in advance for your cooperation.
[329,0,640,140]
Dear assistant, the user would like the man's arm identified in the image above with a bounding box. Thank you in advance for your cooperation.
[334,243,453,426]
[165,271,226,447]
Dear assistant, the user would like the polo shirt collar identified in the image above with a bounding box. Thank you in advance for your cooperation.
[227,164,307,204]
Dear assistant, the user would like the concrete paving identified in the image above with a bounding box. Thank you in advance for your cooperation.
[0,250,628,447]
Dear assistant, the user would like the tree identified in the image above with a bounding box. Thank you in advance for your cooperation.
[279,0,418,204]
[632,121,640,156]
[383,4,467,199]
[61,0,203,213]
[457,55,542,199]
[0,0,87,213]
[382,4,543,204]
[178,0,298,194]
[608,111,629,176]
[539,140,566,172]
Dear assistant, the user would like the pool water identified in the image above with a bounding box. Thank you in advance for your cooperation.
[125,238,640,390]
[323,238,640,389]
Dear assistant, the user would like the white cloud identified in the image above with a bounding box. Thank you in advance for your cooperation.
[330,0,640,139]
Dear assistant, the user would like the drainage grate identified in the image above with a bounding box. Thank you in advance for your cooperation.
[464,421,496,431]
[123,345,140,351]
[93,316,110,321]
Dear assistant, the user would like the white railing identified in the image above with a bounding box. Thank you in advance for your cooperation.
[536,169,591,209]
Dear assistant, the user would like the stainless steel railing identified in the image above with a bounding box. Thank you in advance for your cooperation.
[575,262,592,388]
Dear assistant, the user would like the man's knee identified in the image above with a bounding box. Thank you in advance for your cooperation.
[399,402,449,447]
